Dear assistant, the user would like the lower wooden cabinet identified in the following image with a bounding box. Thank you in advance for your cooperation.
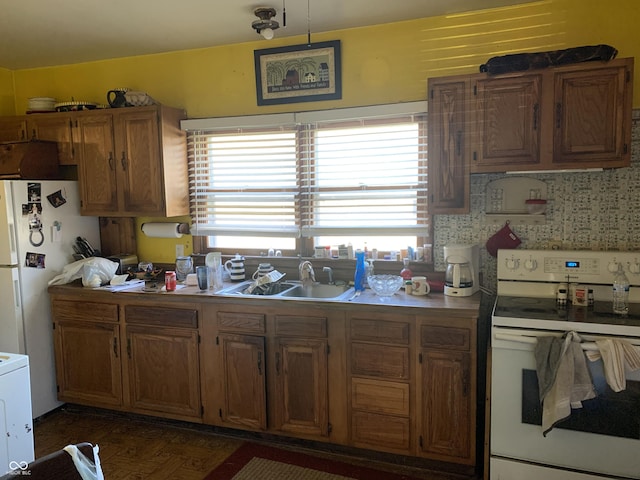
[51,295,202,422]
[417,320,476,465]
[52,299,122,408]
[50,289,478,469]
[201,305,333,442]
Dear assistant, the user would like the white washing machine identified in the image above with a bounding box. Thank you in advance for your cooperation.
[0,352,34,475]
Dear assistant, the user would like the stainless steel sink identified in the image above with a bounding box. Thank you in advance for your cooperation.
[219,280,352,299]
[279,283,352,299]
[219,281,297,296]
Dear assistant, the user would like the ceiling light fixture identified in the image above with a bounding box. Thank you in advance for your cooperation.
[252,7,280,40]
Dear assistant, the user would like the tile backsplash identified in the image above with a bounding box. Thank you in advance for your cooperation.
[434,112,640,292]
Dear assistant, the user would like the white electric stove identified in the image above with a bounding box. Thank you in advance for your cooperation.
[491,249,640,480]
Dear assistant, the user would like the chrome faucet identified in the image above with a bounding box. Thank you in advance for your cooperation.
[323,266,334,284]
[299,260,316,285]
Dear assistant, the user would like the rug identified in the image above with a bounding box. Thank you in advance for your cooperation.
[204,442,424,480]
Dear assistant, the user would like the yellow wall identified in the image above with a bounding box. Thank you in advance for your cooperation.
[0,67,15,115]
[7,0,640,263]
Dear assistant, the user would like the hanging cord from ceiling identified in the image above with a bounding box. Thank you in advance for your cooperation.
[282,0,287,27]
[307,0,312,46]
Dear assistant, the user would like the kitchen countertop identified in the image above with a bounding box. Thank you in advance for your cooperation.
[49,280,481,315]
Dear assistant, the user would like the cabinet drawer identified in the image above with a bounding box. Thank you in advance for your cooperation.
[275,315,327,337]
[421,325,470,351]
[351,378,409,416]
[352,411,411,451]
[350,318,409,345]
[351,343,409,380]
[53,300,118,323]
[125,305,197,328]
[217,311,265,334]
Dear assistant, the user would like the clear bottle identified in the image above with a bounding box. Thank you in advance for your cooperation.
[613,264,630,315]
[400,258,413,282]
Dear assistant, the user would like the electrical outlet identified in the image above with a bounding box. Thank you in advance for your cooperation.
[176,244,185,258]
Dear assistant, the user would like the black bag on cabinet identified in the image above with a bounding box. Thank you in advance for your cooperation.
[479,44,618,75]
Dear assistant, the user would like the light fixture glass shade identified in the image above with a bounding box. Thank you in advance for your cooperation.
[261,28,274,40]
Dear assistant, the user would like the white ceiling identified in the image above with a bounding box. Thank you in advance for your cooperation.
[0,0,534,70]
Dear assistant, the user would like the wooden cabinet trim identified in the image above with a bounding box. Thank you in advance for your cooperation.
[53,299,118,323]
[351,378,410,416]
[350,343,410,380]
[274,315,327,338]
[217,311,266,333]
[125,304,197,328]
[420,325,470,351]
[351,411,412,452]
[349,318,410,344]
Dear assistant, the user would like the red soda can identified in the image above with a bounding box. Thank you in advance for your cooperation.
[165,271,177,291]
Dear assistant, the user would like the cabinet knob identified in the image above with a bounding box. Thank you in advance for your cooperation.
[121,152,127,170]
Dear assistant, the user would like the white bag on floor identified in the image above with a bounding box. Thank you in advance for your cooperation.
[63,444,105,480]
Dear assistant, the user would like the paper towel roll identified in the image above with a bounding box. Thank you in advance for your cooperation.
[141,222,188,238]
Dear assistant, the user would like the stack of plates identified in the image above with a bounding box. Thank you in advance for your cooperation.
[27,97,56,113]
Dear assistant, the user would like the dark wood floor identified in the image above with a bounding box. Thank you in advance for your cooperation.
[33,405,477,480]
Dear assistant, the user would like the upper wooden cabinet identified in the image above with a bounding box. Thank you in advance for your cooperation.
[0,105,188,217]
[78,105,188,217]
[469,57,633,174]
[473,74,542,171]
[427,78,470,214]
[428,58,634,200]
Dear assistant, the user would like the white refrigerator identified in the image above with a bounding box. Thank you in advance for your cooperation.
[0,180,100,417]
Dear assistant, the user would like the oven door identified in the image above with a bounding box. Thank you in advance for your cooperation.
[491,327,640,480]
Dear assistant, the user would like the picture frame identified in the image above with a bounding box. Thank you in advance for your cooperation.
[254,40,342,106]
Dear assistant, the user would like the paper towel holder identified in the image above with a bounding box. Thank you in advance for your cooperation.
[141,222,190,238]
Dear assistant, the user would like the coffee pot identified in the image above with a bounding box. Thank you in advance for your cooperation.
[443,244,479,297]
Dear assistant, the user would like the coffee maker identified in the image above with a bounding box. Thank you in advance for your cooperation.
[444,244,480,297]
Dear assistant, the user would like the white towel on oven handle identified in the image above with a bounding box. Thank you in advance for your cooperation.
[585,339,640,392]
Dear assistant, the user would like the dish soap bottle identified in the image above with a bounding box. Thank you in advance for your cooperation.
[400,258,413,282]
[354,250,366,292]
[613,263,630,315]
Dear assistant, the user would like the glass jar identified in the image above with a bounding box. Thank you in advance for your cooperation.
[175,256,193,283]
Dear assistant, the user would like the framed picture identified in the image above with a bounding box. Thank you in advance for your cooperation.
[254,40,342,106]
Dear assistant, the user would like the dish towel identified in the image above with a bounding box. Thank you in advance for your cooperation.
[585,339,640,392]
[534,331,596,436]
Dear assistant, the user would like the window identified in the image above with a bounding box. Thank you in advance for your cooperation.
[184,103,429,256]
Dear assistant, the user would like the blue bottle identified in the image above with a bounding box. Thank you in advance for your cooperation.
[354,250,366,292]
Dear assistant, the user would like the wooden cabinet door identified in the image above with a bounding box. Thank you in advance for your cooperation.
[427,78,470,214]
[0,117,26,142]
[54,319,122,407]
[553,61,632,167]
[419,349,471,461]
[27,114,76,165]
[472,74,542,172]
[272,337,328,437]
[126,325,201,419]
[217,333,267,430]
[76,113,119,215]
[112,109,165,215]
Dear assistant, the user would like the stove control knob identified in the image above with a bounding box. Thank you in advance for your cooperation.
[505,258,520,270]
[629,262,640,275]
[607,261,620,273]
[524,259,538,271]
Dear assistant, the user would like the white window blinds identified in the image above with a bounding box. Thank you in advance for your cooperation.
[188,128,299,237]
[299,116,428,237]
[184,104,429,241]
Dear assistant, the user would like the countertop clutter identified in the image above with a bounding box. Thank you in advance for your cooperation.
[49,279,481,312]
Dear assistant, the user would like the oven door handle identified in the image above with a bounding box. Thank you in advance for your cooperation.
[494,332,640,351]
